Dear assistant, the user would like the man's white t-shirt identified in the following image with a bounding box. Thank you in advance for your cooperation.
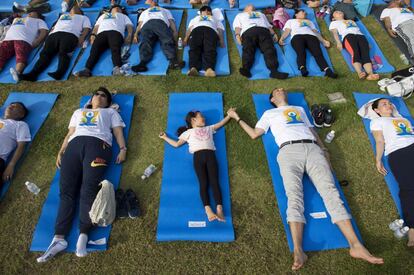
[68,108,126,146]
[96,12,133,38]
[232,11,271,36]
[0,119,31,161]
[4,17,48,45]
[188,15,225,33]
[50,14,92,38]
[380,8,414,30]
[255,106,315,147]
[179,126,216,154]
[370,117,414,156]
[283,19,317,38]
[329,20,363,41]
[139,6,174,28]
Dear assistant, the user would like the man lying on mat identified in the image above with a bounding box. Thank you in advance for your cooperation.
[0,102,31,188]
[227,88,384,270]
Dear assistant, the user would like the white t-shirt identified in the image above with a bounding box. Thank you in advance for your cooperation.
[283,19,317,38]
[188,15,225,33]
[329,20,363,41]
[0,119,31,161]
[380,8,414,30]
[50,14,92,38]
[96,12,133,38]
[68,108,126,146]
[139,6,174,28]
[255,106,315,147]
[232,11,271,36]
[179,126,216,154]
[4,17,48,45]
[370,117,414,156]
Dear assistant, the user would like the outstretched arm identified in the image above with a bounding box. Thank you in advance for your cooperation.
[159,132,186,147]
[383,17,397,38]
[278,28,291,45]
[213,108,235,131]
[125,24,134,44]
[113,126,127,164]
[227,109,264,139]
[330,29,343,51]
[372,130,388,175]
[2,142,27,182]
[313,29,330,47]
[32,29,48,48]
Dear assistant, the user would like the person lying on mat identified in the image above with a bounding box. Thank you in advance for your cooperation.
[329,10,379,81]
[16,3,91,82]
[232,4,289,79]
[0,11,48,78]
[74,5,133,77]
[159,109,235,222]
[131,0,184,73]
[228,88,384,270]
[279,9,337,78]
[381,0,414,60]
[36,87,127,263]
[0,102,31,188]
[184,6,225,77]
[370,98,414,247]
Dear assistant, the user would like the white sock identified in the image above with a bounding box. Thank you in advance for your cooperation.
[36,237,67,263]
[75,233,88,257]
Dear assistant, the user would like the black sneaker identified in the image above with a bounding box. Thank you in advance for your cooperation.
[239,67,252,78]
[125,189,141,219]
[168,59,185,70]
[115,189,128,219]
[74,68,91,77]
[325,68,338,79]
[131,63,148,72]
[311,104,324,128]
[321,105,335,127]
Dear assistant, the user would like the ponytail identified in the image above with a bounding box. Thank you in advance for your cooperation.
[176,110,200,136]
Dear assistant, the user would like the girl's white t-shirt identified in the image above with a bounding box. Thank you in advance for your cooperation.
[68,108,125,146]
[139,6,174,28]
[370,116,414,156]
[179,125,216,154]
[329,20,363,41]
[283,19,317,38]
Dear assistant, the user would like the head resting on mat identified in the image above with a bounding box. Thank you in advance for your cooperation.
[332,10,345,21]
[176,110,205,136]
[4,102,28,121]
[269,88,288,108]
[294,9,306,19]
[199,6,212,16]
[110,5,123,13]
[372,98,394,117]
[243,4,255,13]
[86,87,112,109]
[145,0,159,7]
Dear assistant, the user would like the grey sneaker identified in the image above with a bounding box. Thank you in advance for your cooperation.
[112,66,122,76]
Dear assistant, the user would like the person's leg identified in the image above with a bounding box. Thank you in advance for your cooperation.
[153,20,178,65]
[134,23,158,70]
[343,34,364,77]
[14,40,33,73]
[107,31,124,68]
[85,32,109,71]
[240,28,258,77]
[0,41,16,71]
[188,27,204,71]
[357,35,379,80]
[205,150,224,222]
[395,20,414,58]
[50,32,78,80]
[291,35,308,75]
[202,27,218,71]
[305,35,329,71]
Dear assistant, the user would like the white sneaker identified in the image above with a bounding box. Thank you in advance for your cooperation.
[61,1,69,12]
[9,67,20,82]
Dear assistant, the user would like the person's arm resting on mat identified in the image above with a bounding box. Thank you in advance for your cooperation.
[227,109,264,139]
[183,26,193,46]
[133,21,143,44]
[90,24,99,44]
[312,29,330,48]
[2,142,27,181]
[78,26,91,47]
[383,17,397,38]
[235,27,242,45]
[113,126,127,164]
[279,28,291,45]
[56,127,75,168]
[125,24,133,45]
[330,28,343,51]
[159,132,186,147]
[218,28,225,48]
[32,28,48,48]
[372,130,388,175]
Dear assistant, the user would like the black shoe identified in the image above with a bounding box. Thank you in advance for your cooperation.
[300,66,309,77]
[47,71,63,80]
[115,189,128,219]
[131,63,148,72]
[125,189,141,219]
[270,71,289,79]
[311,104,324,128]
[321,105,335,127]
[74,68,91,77]
[325,68,337,79]
[239,67,252,78]
[19,73,36,82]
[168,59,185,70]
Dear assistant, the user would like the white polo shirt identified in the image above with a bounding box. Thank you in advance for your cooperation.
[51,14,92,38]
[283,19,317,38]
[232,11,271,36]
[188,15,225,33]
[329,20,363,41]
[380,8,414,30]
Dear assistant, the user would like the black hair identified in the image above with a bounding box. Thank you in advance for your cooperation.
[269,92,277,108]
[294,9,305,19]
[199,5,212,13]
[86,87,112,108]
[176,111,200,136]
[10,101,28,120]
[371,98,387,116]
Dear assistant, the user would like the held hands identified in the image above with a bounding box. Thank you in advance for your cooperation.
[227,108,240,120]
[116,150,127,164]
[376,160,388,176]
[2,164,15,182]
[159,132,167,140]
[133,34,139,44]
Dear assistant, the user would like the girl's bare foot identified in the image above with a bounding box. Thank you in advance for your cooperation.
[349,243,384,264]
[205,206,217,222]
[292,249,308,271]
[216,205,225,222]
[407,228,414,247]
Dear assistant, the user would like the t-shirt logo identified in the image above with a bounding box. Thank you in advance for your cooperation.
[284,108,304,125]
[149,6,161,12]
[0,122,3,130]
[60,14,72,21]
[12,18,26,25]
[249,12,261,19]
[200,15,212,22]
[79,111,99,126]
[400,8,412,14]
[299,19,311,28]
[103,12,116,19]
[344,20,357,28]
[194,128,210,141]
[393,119,414,136]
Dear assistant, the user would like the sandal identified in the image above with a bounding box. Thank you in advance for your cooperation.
[358,72,367,79]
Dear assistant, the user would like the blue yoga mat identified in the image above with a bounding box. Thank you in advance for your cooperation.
[0,92,58,200]
[129,9,183,76]
[209,0,238,10]
[324,11,394,74]
[0,10,60,84]
[72,12,138,77]
[159,0,192,9]
[283,5,335,77]
[30,94,134,252]
[353,92,409,217]
[252,93,361,252]
[372,0,386,4]
[239,0,273,9]
[353,0,373,17]
[156,93,234,242]
[181,9,230,76]
[23,12,99,82]
[0,0,61,12]
[226,10,295,80]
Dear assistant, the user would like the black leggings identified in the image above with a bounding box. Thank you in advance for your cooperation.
[291,34,329,71]
[0,158,5,188]
[388,142,414,228]
[189,26,218,71]
[86,30,124,70]
[343,34,371,65]
[193,150,222,207]
[55,136,112,235]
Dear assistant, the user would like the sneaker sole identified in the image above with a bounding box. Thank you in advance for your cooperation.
[323,123,332,127]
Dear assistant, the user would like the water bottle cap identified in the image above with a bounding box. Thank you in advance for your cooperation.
[331,130,335,134]
[141,175,146,180]
[25,181,30,186]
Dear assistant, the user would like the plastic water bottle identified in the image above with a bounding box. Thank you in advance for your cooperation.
[141,164,157,180]
[394,226,410,239]
[25,181,40,195]
[389,219,404,231]
[400,54,410,65]
[324,130,335,143]
[177,37,183,50]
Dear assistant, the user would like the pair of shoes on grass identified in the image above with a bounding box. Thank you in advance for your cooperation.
[187,67,216,77]
[311,104,335,128]
[116,189,141,219]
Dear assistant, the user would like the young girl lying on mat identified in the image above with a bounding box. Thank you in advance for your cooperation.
[369,98,414,247]
[159,108,234,222]
[329,10,380,80]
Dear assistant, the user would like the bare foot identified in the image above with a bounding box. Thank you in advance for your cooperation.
[216,205,226,222]
[407,229,414,247]
[205,206,217,222]
[349,243,384,264]
[292,249,308,271]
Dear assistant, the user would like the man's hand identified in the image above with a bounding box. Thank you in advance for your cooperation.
[336,43,343,51]
[133,34,139,44]
[159,132,167,140]
[388,29,397,38]
[2,164,15,182]
[227,108,240,120]
[56,151,63,169]
[376,160,387,176]
[32,41,39,48]
[78,38,85,47]
[322,39,330,48]
[219,40,225,48]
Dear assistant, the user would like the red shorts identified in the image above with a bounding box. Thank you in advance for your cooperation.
[0,40,32,68]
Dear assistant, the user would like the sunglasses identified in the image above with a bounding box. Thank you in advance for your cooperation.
[94,91,107,98]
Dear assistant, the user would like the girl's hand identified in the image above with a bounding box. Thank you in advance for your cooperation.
[227,108,239,120]
[376,160,387,176]
[116,150,127,164]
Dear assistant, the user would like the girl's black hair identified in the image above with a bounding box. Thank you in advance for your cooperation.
[176,110,200,136]
[371,98,387,116]
[294,9,305,19]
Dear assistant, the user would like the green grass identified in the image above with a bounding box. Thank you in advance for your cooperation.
[1,10,414,274]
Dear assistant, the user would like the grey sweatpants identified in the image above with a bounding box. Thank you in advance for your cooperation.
[396,19,414,58]
[277,143,351,224]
